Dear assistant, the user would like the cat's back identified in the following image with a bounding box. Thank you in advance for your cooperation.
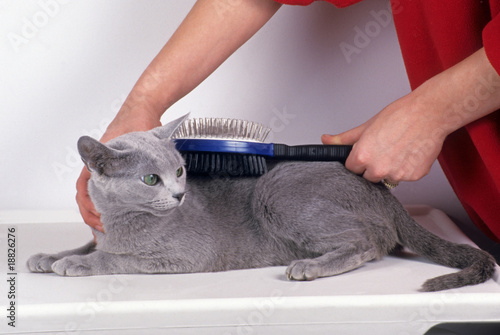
[257,161,383,197]
[253,161,396,217]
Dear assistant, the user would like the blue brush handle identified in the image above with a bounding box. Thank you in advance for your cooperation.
[174,139,352,161]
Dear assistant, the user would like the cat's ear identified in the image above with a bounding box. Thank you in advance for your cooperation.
[77,136,128,175]
[151,113,190,139]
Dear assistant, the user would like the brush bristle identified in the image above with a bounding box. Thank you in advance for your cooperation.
[182,152,267,177]
[172,118,271,143]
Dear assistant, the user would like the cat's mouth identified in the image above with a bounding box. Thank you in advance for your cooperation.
[146,193,186,214]
[174,193,186,206]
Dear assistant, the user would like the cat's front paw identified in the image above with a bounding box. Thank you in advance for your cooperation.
[27,253,58,273]
[52,255,93,276]
[286,259,321,281]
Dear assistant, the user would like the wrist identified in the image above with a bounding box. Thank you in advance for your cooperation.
[411,75,460,139]
[124,71,177,121]
[102,103,163,143]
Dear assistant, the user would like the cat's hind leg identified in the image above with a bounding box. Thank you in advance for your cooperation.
[279,214,398,281]
[27,241,96,273]
[286,241,378,281]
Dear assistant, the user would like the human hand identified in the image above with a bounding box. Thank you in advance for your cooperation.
[76,167,103,232]
[322,91,445,185]
[323,48,500,186]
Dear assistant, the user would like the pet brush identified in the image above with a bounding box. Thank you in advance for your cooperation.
[172,117,352,176]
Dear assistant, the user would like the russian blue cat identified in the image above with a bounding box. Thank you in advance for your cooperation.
[27,115,495,291]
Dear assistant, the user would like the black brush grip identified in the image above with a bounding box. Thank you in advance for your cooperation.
[272,144,352,162]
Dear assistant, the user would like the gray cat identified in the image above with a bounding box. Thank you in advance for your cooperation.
[27,115,495,291]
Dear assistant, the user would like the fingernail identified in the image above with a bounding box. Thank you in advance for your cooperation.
[322,134,341,145]
[94,224,104,233]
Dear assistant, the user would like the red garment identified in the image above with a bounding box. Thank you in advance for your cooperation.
[275,0,500,242]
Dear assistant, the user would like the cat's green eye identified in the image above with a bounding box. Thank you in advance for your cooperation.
[142,174,160,186]
[176,167,184,178]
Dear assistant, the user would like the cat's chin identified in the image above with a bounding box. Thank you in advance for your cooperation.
[147,208,177,217]
[145,198,186,216]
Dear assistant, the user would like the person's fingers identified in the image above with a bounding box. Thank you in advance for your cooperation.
[76,195,103,232]
[359,163,387,183]
[76,168,104,232]
[321,134,342,144]
[76,193,104,232]
[80,207,104,232]
[321,123,366,145]
[322,124,370,177]
[322,125,369,176]
[344,143,371,177]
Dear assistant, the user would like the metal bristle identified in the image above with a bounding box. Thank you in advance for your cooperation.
[172,117,271,143]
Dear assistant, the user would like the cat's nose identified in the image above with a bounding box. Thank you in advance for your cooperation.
[173,193,185,203]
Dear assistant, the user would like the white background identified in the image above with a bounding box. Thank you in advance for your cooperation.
[0,0,470,226]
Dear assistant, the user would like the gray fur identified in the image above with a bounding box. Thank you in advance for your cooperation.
[27,116,496,291]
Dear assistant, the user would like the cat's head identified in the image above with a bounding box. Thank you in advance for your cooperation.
[77,114,189,217]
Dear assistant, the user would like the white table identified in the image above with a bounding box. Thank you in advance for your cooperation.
[1,206,499,334]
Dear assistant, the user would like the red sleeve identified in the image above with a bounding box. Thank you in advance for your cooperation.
[274,0,362,8]
[483,14,500,76]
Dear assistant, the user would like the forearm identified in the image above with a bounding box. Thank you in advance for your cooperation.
[415,48,500,138]
[118,0,282,124]
[78,0,281,229]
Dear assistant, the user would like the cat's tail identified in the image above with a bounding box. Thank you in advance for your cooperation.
[395,210,496,292]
